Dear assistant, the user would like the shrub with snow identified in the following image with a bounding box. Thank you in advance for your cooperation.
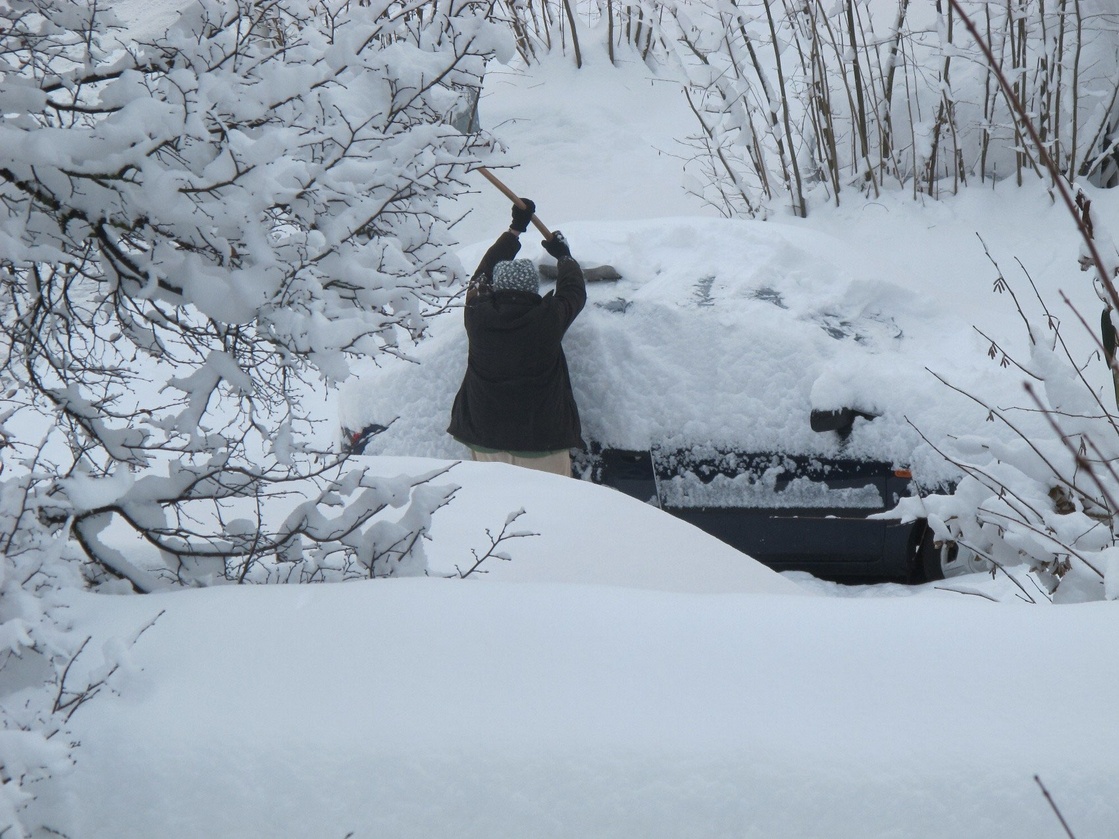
[896,193,1119,603]
[0,0,509,831]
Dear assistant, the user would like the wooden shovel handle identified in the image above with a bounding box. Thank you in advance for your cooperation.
[476,166,554,240]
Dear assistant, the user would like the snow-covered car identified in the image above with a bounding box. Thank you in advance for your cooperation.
[340,218,1001,583]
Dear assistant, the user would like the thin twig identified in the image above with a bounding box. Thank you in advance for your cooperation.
[924,368,1103,510]
[1034,775,1078,839]
[933,585,999,602]
[455,509,538,578]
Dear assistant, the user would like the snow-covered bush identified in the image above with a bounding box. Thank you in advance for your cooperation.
[0,0,508,585]
[488,1,1119,217]
[895,218,1119,602]
[668,0,1119,217]
[1,0,508,831]
[0,469,79,837]
[885,0,1119,603]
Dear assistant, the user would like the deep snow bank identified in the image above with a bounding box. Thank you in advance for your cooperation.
[365,456,804,595]
[45,577,1119,839]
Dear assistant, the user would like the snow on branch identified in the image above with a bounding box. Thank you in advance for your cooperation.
[0,4,509,829]
[455,508,539,578]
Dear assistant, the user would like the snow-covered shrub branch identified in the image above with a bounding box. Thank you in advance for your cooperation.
[455,507,538,578]
[662,0,1119,217]
[885,0,1119,603]
[471,1,1119,218]
[0,454,80,838]
[0,2,509,829]
[493,0,710,71]
[898,252,1119,602]
[0,0,508,586]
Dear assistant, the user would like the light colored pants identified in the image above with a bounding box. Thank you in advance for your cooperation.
[471,449,572,477]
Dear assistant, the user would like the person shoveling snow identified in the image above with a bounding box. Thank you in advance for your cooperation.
[447,198,586,476]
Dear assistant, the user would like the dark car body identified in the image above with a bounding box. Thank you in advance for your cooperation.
[575,440,931,584]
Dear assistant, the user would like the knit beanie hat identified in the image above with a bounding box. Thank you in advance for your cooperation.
[492,259,540,295]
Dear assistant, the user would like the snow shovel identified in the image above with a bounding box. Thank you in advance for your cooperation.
[449,91,620,282]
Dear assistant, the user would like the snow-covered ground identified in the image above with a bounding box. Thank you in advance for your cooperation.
[27,25,1119,839]
[39,461,1119,838]
[48,564,1119,839]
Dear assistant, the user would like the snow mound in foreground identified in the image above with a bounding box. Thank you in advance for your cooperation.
[405,455,805,595]
[49,575,1119,839]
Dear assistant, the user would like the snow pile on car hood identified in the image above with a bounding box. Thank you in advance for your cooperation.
[341,216,1026,486]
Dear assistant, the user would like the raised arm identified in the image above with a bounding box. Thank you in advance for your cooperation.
[542,231,586,327]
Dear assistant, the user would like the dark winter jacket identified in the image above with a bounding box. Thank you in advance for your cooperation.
[447,232,587,453]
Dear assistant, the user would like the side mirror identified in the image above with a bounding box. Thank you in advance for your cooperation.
[810,408,879,438]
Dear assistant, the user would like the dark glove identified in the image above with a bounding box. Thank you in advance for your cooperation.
[542,230,571,260]
[510,198,536,233]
